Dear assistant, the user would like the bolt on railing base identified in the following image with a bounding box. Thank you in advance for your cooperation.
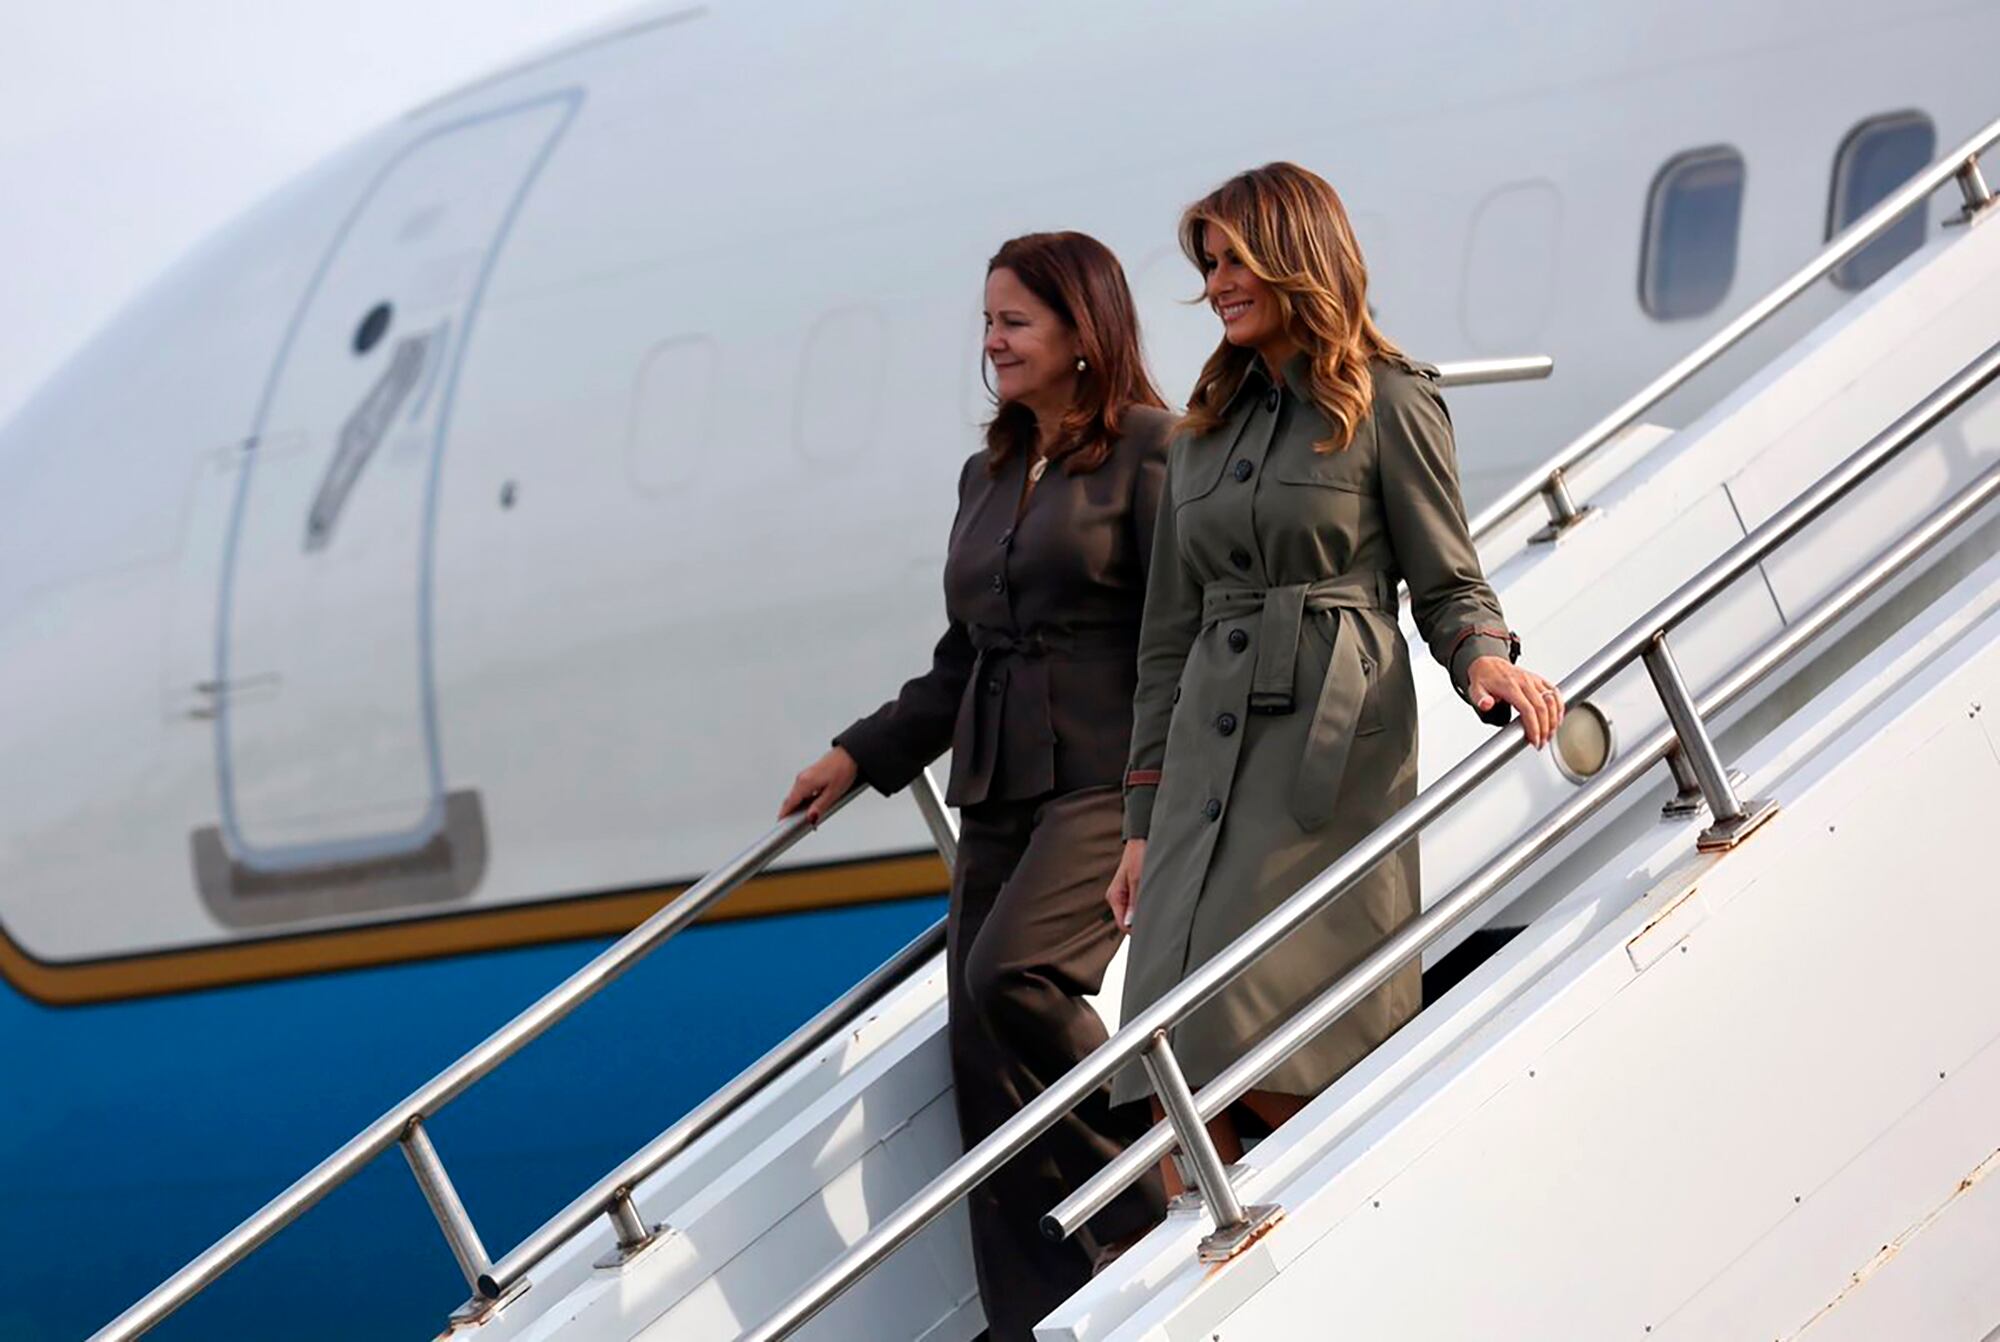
[448,1277,528,1329]
[1528,505,1598,546]
[592,1233,669,1273]
[1196,1203,1283,1264]
[1528,467,1598,545]
[1661,755,1746,820]
[592,1191,667,1271]
[1953,156,1995,225]
[1695,796,1780,852]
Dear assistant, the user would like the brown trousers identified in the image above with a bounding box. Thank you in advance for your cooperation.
[947,785,1165,1342]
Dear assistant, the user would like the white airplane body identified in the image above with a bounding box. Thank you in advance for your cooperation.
[5,2,1995,1336]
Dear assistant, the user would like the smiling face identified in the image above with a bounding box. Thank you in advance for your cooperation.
[1198,224,1293,368]
[984,266,1080,411]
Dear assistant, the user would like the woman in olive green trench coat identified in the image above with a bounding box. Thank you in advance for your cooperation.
[1106,164,1564,1147]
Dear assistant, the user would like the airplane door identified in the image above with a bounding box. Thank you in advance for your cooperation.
[198,92,577,918]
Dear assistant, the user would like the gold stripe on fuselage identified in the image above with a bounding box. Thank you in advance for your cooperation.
[0,851,948,1006]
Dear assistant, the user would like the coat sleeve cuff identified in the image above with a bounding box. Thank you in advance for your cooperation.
[1122,782,1158,841]
[830,723,909,796]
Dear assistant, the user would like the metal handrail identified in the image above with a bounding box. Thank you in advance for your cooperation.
[1467,113,2000,545]
[744,340,2000,1340]
[88,348,1543,1336]
[1432,355,1553,388]
[474,774,959,1298]
[1047,451,2000,1239]
[90,772,956,1342]
[91,116,2000,1337]
[458,362,1546,1305]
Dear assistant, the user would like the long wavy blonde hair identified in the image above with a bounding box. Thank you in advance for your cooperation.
[1179,162,1401,452]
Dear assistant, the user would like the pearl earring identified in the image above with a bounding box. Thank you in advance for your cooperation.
[1075,356,1087,373]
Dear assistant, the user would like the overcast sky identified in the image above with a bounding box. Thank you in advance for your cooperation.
[0,1,646,426]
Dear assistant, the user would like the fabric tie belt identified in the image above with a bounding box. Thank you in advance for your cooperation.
[1199,571,1397,831]
[952,623,1138,806]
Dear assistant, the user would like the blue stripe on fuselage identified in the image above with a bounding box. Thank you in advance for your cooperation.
[0,895,944,1341]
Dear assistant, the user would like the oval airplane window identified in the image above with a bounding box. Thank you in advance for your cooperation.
[1828,111,1936,291]
[1460,181,1562,351]
[1640,146,1747,321]
[794,304,889,464]
[626,334,719,498]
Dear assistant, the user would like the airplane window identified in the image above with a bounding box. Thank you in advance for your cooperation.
[794,305,888,464]
[625,334,718,498]
[1829,111,1936,291]
[1461,181,1562,350]
[1640,146,1746,321]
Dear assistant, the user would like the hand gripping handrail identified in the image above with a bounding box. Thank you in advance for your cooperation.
[1468,113,2000,546]
[744,340,2000,1340]
[89,771,957,1342]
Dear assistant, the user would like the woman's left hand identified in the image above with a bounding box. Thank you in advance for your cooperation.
[1466,655,1565,749]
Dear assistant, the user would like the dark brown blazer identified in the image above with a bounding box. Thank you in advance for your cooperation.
[838,406,1173,807]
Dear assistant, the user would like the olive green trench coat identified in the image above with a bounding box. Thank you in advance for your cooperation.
[1115,355,1514,1104]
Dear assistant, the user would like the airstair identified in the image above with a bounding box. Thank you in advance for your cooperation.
[89,122,2000,1342]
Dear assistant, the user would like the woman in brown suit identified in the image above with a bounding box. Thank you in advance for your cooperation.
[781,231,1169,1341]
[1105,164,1565,1168]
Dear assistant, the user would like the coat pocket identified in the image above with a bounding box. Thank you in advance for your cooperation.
[1270,446,1373,495]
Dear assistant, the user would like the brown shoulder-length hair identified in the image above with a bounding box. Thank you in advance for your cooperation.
[1179,163,1402,452]
[984,231,1166,475]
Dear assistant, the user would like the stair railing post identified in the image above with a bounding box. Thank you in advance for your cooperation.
[1956,155,1995,221]
[1639,632,1777,850]
[608,1190,651,1247]
[1659,745,1706,819]
[1529,466,1594,544]
[399,1118,491,1293]
[1140,1030,1281,1263]
[585,1187,665,1272]
[909,764,960,867]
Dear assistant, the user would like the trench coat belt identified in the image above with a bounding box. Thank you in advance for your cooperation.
[1199,571,1397,831]
[951,624,1139,806]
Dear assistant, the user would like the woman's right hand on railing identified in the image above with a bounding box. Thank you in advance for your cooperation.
[1106,838,1145,933]
[780,747,861,825]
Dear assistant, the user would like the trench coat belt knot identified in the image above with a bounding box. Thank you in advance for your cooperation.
[950,623,1140,807]
[1198,571,1398,831]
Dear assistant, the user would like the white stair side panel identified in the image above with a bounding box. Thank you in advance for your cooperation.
[1044,548,2000,1342]
[494,201,2000,1342]
[1660,1026,2000,1340]
[474,992,979,1342]
[1787,1136,2000,1341]
[1078,558,2000,1341]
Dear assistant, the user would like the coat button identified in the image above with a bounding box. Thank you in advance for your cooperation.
[990,572,1005,593]
[987,678,1002,695]
[1232,458,1253,482]
[1216,712,1237,736]
[1227,628,1249,653]
[1265,387,1281,412]
[1229,547,1252,571]
[1203,798,1223,821]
